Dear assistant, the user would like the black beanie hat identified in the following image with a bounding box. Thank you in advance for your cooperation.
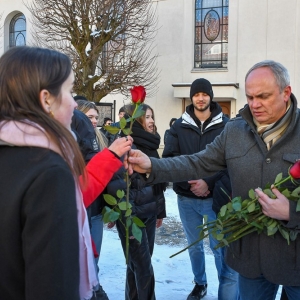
[190,78,214,101]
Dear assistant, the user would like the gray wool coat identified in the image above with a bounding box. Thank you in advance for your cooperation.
[148,94,300,286]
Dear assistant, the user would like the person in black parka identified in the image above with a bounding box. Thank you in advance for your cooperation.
[106,104,166,300]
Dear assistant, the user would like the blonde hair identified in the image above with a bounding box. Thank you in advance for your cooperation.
[76,100,108,150]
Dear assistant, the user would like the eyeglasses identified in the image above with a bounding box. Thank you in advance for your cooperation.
[106,122,112,125]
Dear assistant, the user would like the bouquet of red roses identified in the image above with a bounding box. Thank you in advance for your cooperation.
[171,161,300,258]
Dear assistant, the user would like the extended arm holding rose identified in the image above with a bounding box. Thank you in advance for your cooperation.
[125,149,152,175]
[126,145,298,226]
[125,143,226,184]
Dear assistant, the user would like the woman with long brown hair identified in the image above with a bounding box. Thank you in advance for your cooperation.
[0,46,131,300]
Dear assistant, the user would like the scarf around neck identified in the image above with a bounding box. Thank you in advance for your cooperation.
[131,121,167,195]
[254,99,292,150]
[131,121,160,158]
[0,120,98,300]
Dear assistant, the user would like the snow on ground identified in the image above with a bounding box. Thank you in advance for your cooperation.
[98,188,282,300]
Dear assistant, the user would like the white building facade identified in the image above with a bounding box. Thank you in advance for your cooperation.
[1,0,300,152]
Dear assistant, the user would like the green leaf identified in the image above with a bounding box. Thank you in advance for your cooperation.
[291,186,300,198]
[103,125,120,134]
[103,194,117,205]
[232,201,242,211]
[114,207,121,214]
[117,201,126,211]
[125,208,132,217]
[279,227,290,245]
[102,210,111,224]
[231,196,242,202]
[247,202,256,213]
[274,173,283,184]
[268,219,278,229]
[220,205,227,217]
[216,233,224,241]
[102,206,111,214]
[263,218,271,226]
[297,199,300,212]
[211,230,218,240]
[118,201,132,211]
[250,221,263,230]
[290,230,298,241]
[248,189,256,200]
[221,238,229,247]
[119,117,127,129]
[267,226,278,236]
[216,224,223,231]
[116,190,125,199]
[122,128,132,135]
[227,202,233,212]
[264,183,271,189]
[263,189,275,198]
[241,212,248,222]
[242,200,249,209]
[126,217,132,228]
[132,223,142,243]
[103,209,120,223]
[216,218,224,226]
[109,211,120,222]
[132,216,146,227]
[132,106,145,119]
[281,189,291,198]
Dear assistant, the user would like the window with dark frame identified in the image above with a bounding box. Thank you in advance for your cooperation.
[195,0,228,69]
[9,13,26,48]
[95,102,114,127]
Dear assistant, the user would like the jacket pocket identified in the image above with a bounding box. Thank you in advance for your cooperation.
[282,153,300,164]
[225,139,257,161]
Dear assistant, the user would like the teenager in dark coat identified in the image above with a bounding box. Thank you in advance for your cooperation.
[106,104,166,300]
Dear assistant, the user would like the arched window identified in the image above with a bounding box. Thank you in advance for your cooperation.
[9,13,26,47]
[195,0,228,68]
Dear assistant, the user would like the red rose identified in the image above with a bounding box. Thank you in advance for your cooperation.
[130,86,146,104]
[289,160,300,179]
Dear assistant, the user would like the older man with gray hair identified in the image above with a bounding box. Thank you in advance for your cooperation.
[126,60,300,300]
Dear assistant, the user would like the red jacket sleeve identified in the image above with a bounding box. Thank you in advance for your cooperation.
[80,148,122,208]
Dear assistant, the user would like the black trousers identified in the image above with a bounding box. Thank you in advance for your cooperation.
[117,215,157,300]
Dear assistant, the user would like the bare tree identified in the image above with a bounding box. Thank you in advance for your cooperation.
[26,0,159,101]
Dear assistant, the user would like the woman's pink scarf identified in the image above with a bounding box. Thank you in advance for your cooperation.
[0,121,98,300]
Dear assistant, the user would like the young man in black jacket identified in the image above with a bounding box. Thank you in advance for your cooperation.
[163,78,236,300]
